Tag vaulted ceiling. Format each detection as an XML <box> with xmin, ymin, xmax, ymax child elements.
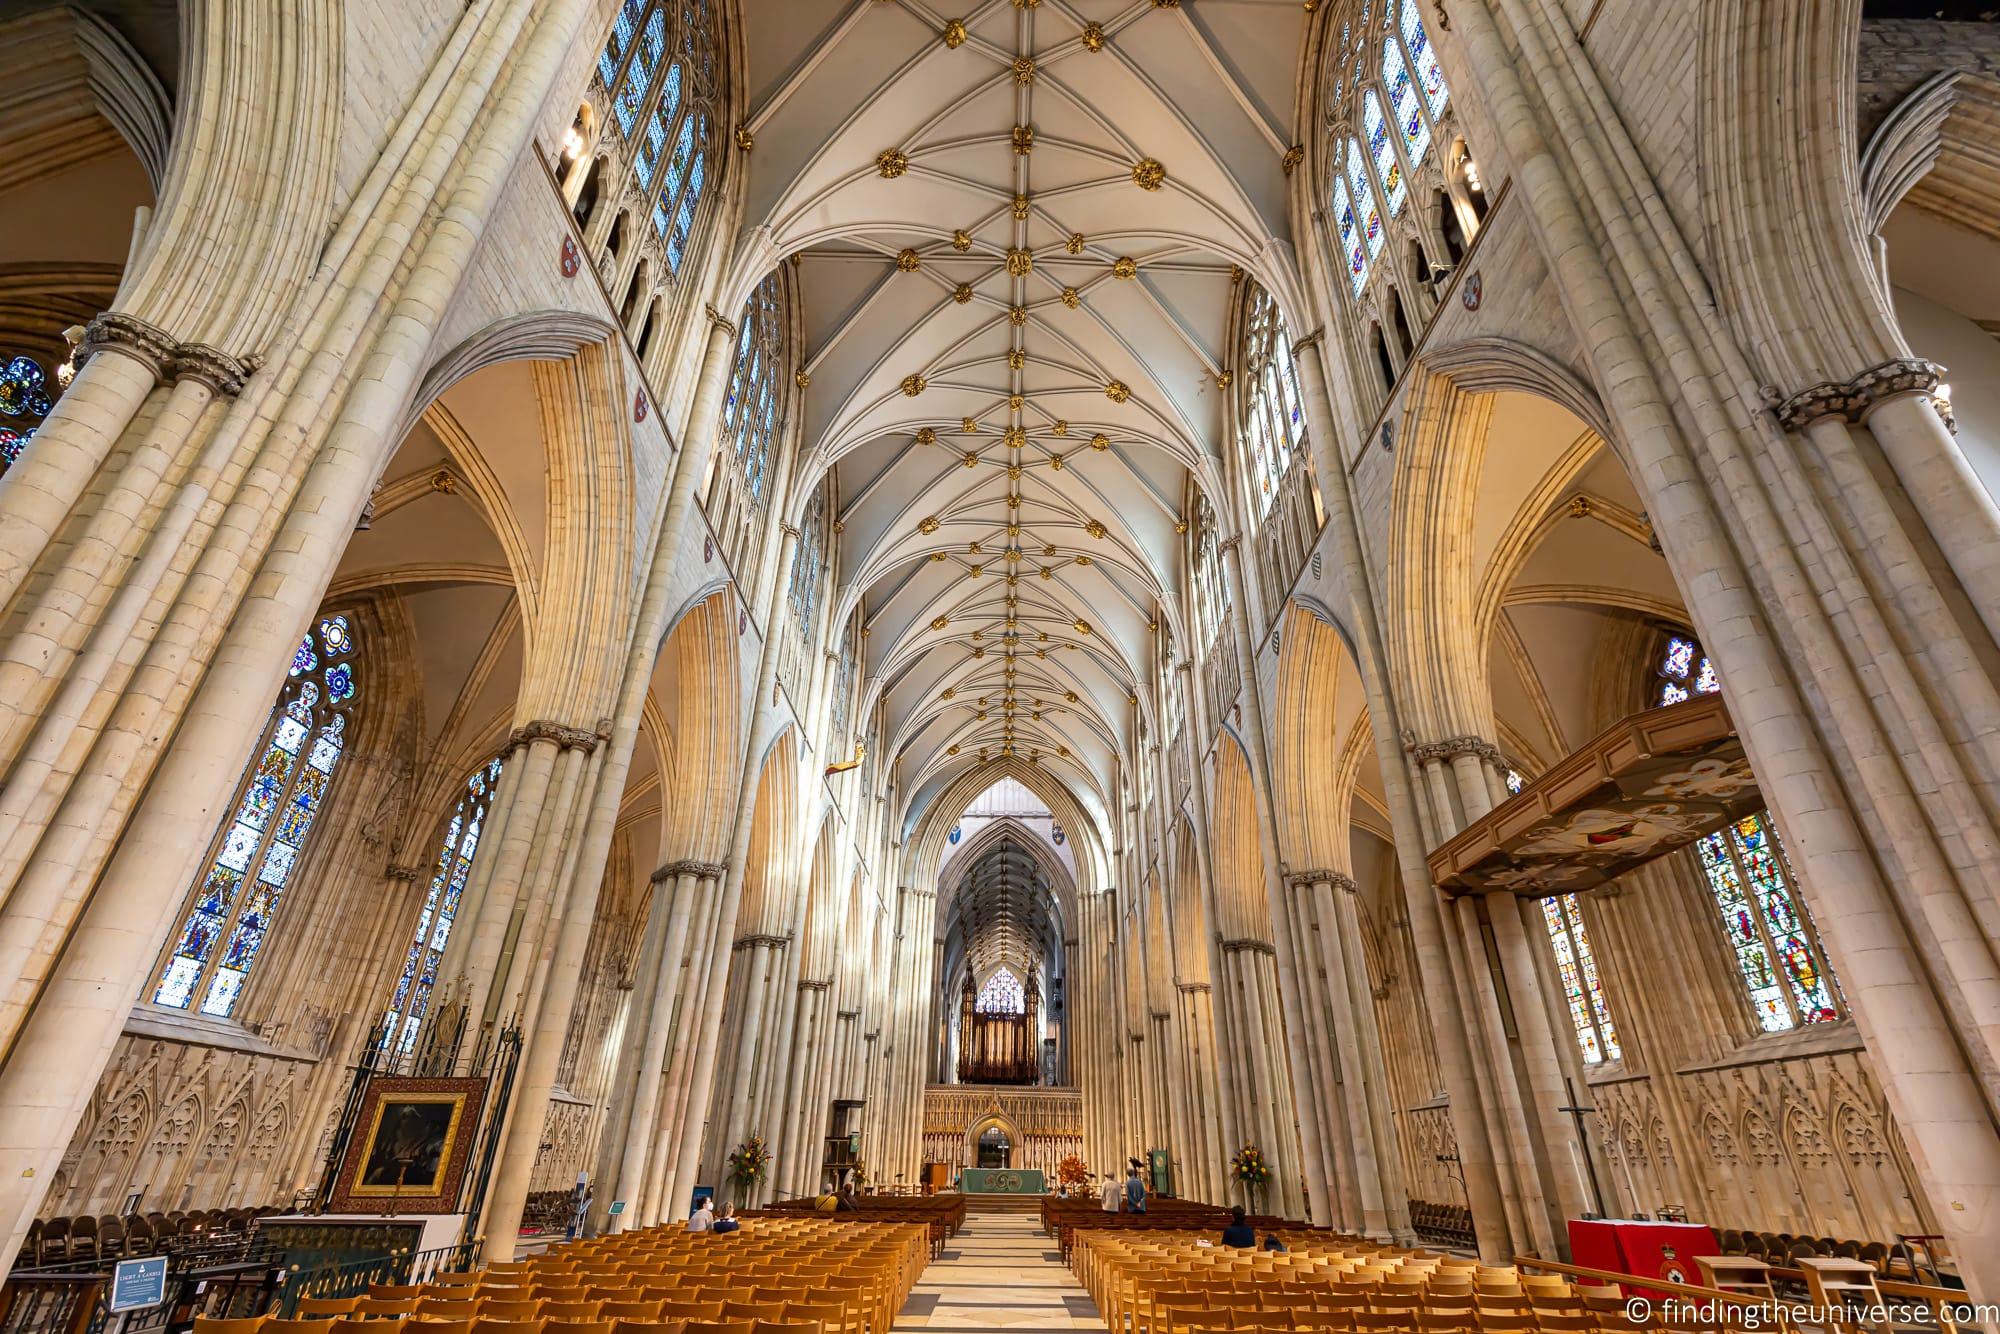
<box><xmin>741</xmin><ymin>0</ymin><xmax>1309</xmax><ymax>833</ymax></box>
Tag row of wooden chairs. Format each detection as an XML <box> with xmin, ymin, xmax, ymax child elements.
<box><xmin>197</xmin><ymin>1318</ymin><xmax>817</xmax><ymax>1334</ymax></box>
<box><xmin>20</xmin><ymin>1206</ymin><xmax>274</xmax><ymax>1266</ymax></box>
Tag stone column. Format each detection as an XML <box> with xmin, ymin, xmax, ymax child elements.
<box><xmin>601</xmin><ymin>861</ymin><xmax>707</xmax><ymax>1228</ymax></box>
<box><xmin>1290</xmin><ymin>329</ymin><xmax>1511</xmax><ymax>1258</ymax></box>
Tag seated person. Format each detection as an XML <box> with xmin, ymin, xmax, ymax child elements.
<box><xmin>710</xmin><ymin>1202</ymin><xmax>742</xmax><ymax>1234</ymax></box>
<box><xmin>1220</xmin><ymin>1204</ymin><xmax>1257</xmax><ymax>1248</ymax></box>
<box><xmin>687</xmin><ymin>1196</ymin><xmax>714</xmax><ymax>1232</ymax></box>
<box><xmin>1262</xmin><ymin>1232</ymin><xmax>1287</xmax><ymax>1252</ymax></box>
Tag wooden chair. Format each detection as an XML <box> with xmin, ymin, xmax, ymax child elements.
<box><xmin>1527</xmin><ymin>1315</ymin><xmax>1597</xmax><ymax>1333</ymax></box>
<box><xmin>267</xmin><ymin>1321</ymin><xmax>340</xmax><ymax>1334</ymax></box>
<box><xmin>372</xmin><ymin>1288</ymin><xmax>429</xmax><ymax>1302</ymax></box>
<box><xmin>475</xmin><ymin>1302</ymin><xmax>543</xmax><ymax>1322</ymax></box>
<box><xmin>330</xmin><ymin>1319</ymin><xmax>409</xmax><ymax>1334</ymax></box>
<box><xmin>683</xmin><ymin>1323</ymin><xmax>755</xmax><ymax>1334</ymax></box>
<box><xmin>610</xmin><ymin>1323</ymin><xmax>687</xmax><ymax>1334</ymax></box>
<box><xmin>193</xmin><ymin>1320</ymin><xmax>271</xmax><ymax>1334</ymax></box>
<box><xmin>350</xmin><ymin>1299</ymin><xmax>419</xmax><ymax>1320</ymax></box>
<box><xmin>429</xmin><ymin>1274</ymin><xmax>485</xmax><ymax>1290</ymax></box>
<box><xmin>544</xmin><ymin>1303</ymin><xmax>604</xmax><ymax>1321</ymax></box>
<box><xmin>298</xmin><ymin>1299</ymin><xmax>362</xmax><ymax>1317</ymax></box>
<box><xmin>597</xmin><ymin>1303</ymin><xmax>661</xmax><ymax>1322</ymax></box>
<box><xmin>1474</xmin><ymin>1314</ymin><xmax>1536</xmax><ymax>1333</ymax></box>
<box><xmin>750</xmin><ymin>1323</ymin><xmax>819</xmax><ymax>1334</ymax></box>
<box><xmin>657</xmin><ymin>1303</ymin><xmax>725</xmax><ymax>1323</ymax></box>
<box><xmin>413</xmin><ymin>1301</ymin><xmax>482</xmax><ymax>1322</ymax></box>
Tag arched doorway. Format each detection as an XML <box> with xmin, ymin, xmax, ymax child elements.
<box><xmin>975</xmin><ymin>1123</ymin><xmax>1011</xmax><ymax>1169</ymax></box>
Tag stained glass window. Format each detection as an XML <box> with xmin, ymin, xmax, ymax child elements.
<box><xmin>1363</xmin><ymin>92</ymin><xmax>1406</xmax><ymax>215</ymax></box>
<box><xmin>1</xmin><ymin>353</ymin><xmax>57</xmax><ymax>477</ymax></box>
<box><xmin>1346</xmin><ymin>139</ymin><xmax>1385</xmax><ymax>259</ymax></box>
<box><xmin>1239</xmin><ymin>288</ymin><xmax>1308</xmax><ymax>514</ymax></box>
<box><xmin>1401</xmin><ymin>0</ymin><xmax>1450</xmax><ymax>119</ymax></box>
<box><xmin>596</xmin><ymin>1</ymin><xmax>718</xmax><ymax>277</ymax></box>
<box><xmin>788</xmin><ymin>480</ymin><xmax>830</xmax><ymax>636</ymax></box>
<box><xmin>975</xmin><ymin>966</ymin><xmax>1027</xmax><ymax>1015</ymax></box>
<box><xmin>1326</xmin><ymin>0</ymin><xmax>1453</xmax><ymax>305</ymax></box>
<box><xmin>719</xmin><ymin>274</ymin><xmax>786</xmax><ymax>505</ymax></box>
<box><xmin>1541</xmin><ymin>893</ymin><xmax>1620</xmax><ymax>1064</ymax></box>
<box><xmin>1382</xmin><ymin>36</ymin><xmax>1432</xmax><ymax>166</ymax></box>
<box><xmin>1654</xmin><ymin>632</ymin><xmax>1841</xmax><ymax>1031</ymax></box>
<box><xmin>383</xmin><ymin>756</ymin><xmax>505</xmax><ymax>1053</ymax></box>
<box><xmin>155</xmin><ymin>615</ymin><xmax>359</xmax><ymax>1018</ymax></box>
<box><xmin>597</xmin><ymin>0</ymin><xmax>646</xmax><ymax>87</ymax></box>
<box><xmin>1333</xmin><ymin>179</ymin><xmax>1369</xmax><ymax>294</ymax></box>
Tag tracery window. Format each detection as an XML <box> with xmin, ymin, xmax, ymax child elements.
<box><xmin>590</xmin><ymin>0</ymin><xmax>719</xmax><ymax>285</ymax></box>
<box><xmin>1239</xmin><ymin>290</ymin><xmax>1307</xmax><ymax>514</ymax></box>
<box><xmin>383</xmin><ymin>757</ymin><xmax>504</xmax><ymax>1053</ymax></box>
<box><xmin>1652</xmin><ymin>632</ymin><xmax>1842</xmax><ymax>1032</ymax></box>
<box><xmin>721</xmin><ymin>276</ymin><xmax>786</xmax><ymax>507</ymax></box>
<box><xmin>154</xmin><ymin>616</ymin><xmax>358</xmax><ymax>1018</ymax></box>
<box><xmin>829</xmin><ymin>613</ymin><xmax>858</xmax><ymax>753</ymax></box>
<box><xmin>1191</xmin><ymin>492</ymin><xmax>1229</xmax><ymax>651</ymax></box>
<box><xmin>1</xmin><ymin>353</ymin><xmax>57</xmax><ymax>476</ymax></box>
<box><xmin>1541</xmin><ymin>894</ymin><xmax>1620</xmax><ymax>1064</ymax></box>
<box><xmin>1324</xmin><ymin>0</ymin><xmax>1456</xmax><ymax>297</ymax></box>
<box><xmin>975</xmin><ymin>966</ymin><xmax>1026</xmax><ymax>1015</ymax></box>
<box><xmin>788</xmin><ymin>481</ymin><xmax>829</xmax><ymax>637</ymax></box>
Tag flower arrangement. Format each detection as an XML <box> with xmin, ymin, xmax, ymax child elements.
<box><xmin>1056</xmin><ymin>1153</ymin><xmax>1090</xmax><ymax>1187</ymax></box>
<box><xmin>1230</xmin><ymin>1143</ymin><xmax>1271</xmax><ymax>1187</ymax></box>
<box><xmin>727</xmin><ymin>1135</ymin><xmax>772</xmax><ymax>1186</ymax></box>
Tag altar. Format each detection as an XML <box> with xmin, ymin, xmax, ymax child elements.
<box><xmin>960</xmin><ymin>1167</ymin><xmax>1045</xmax><ymax>1195</ymax></box>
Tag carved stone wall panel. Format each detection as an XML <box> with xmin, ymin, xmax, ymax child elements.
<box><xmin>47</xmin><ymin>1036</ymin><xmax>311</xmax><ymax>1218</ymax></box>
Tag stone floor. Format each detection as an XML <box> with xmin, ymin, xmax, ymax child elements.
<box><xmin>893</xmin><ymin>1206</ymin><xmax>1106</xmax><ymax>1331</ymax></box>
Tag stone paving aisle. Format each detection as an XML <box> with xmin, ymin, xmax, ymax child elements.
<box><xmin>893</xmin><ymin>1205</ymin><xmax>1106</xmax><ymax>1331</ymax></box>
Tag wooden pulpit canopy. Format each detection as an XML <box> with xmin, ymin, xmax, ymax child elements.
<box><xmin>1426</xmin><ymin>694</ymin><xmax>1764</xmax><ymax>897</ymax></box>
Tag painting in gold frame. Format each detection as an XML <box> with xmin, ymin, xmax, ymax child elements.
<box><xmin>328</xmin><ymin>1077</ymin><xmax>486</xmax><ymax>1214</ymax></box>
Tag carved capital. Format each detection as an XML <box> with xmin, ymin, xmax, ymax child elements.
<box><xmin>1216</xmin><ymin>534</ymin><xmax>1242</xmax><ymax>554</ymax></box>
<box><xmin>799</xmin><ymin>977</ymin><xmax>834</xmax><ymax>992</ymax></box>
<box><xmin>705</xmin><ymin>302</ymin><xmax>738</xmax><ymax>334</ymax></box>
<box><xmin>384</xmin><ymin>863</ymin><xmax>426</xmax><ymax>882</ymax></box>
<box><xmin>77</xmin><ymin>311</ymin><xmax>178</xmax><ymax>379</ymax></box>
<box><xmin>1284</xmin><ymin>868</ymin><xmax>1337</xmax><ymax>888</ymax></box>
<box><xmin>1327</xmin><ymin>870</ymin><xmax>1359</xmax><ymax>895</ymax></box>
<box><xmin>1176</xmin><ymin>981</ymin><xmax>1212</xmax><ymax>994</ymax></box>
<box><xmin>1290</xmin><ymin>327</ymin><xmax>1325</xmax><ymax>354</ymax></box>
<box><xmin>838</xmin><ymin>1008</ymin><xmax>862</xmax><ymax>1020</ymax></box>
<box><xmin>654</xmin><ymin>858</ymin><xmax>726</xmax><ymax>881</ymax></box>
<box><xmin>1219</xmin><ymin>936</ymin><xmax>1276</xmax><ymax>956</ymax></box>
<box><xmin>512</xmin><ymin>719</ymin><xmax>601</xmax><ymax>753</ymax></box>
<box><xmin>1406</xmin><ymin>733</ymin><xmax>1504</xmax><ymax>768</ymax></box>
<box><xmin>734</xmin><ymin>932</ymin><xmax>791</xmax><ymax>951</ymax></box>
<box><xmin>169</xmin><ymin>343</ymin><xmax>258</xmax><ymax>395</ymax></box>
<box><xmin>1769</xmin><ymin>357</ymin><xmax>1942</xmax><ymax>431</ymax></box>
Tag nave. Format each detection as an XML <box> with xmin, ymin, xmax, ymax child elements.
<box><xmin>2</xmin><ymin>0</ymin><xmax>2000</xmax><ymax>1320</ymax></box>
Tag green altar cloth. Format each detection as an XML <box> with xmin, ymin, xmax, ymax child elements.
<box><xmin>960</xmin><ymin>1168</ymin><xmax>1045</xmax><ymax>1194</ymax></box>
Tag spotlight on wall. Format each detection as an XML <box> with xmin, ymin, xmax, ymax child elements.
<box><xmin>1463</xmin><ymin>158</ymin><xmax>1484</xmax><ymax>193</ymax></box>
<box><xmin>562</xmin><ymin>126</ymin><xmax>585</xmax><ymax>160</ymax></box>
<box><xmin>1934</xmin><ymin>381</ymin><xmax>1957</xmax><ymax>435</ymax></box>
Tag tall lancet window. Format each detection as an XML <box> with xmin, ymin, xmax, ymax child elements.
<box><xmin>384</xmin><ymin>757</ymin><xmax>505</xmax><ymax>1053</ymax></box>
<box><xmin>594</xmin><ymin>0</ymin><xmax>717</xmax><ymax>277</ymax></box>
<box><xmin>788</xmin><ymin>481</ymin><xmax>829</xmax><ymax>636</ymax></box>
<box><xmin>1541</xmin><ymin>894</ymin><xmax>1620</xmax><ymax>1064</ymax></box>
<box><xmin>1654</xmin><ymin>632</ymin><xmax>1842</xmax><ymax>1031</ymax></box>
<box><xmin>1240</xmin><ymin>289</ymin><xmax>1307</xmax><ymax>513</ymax></box>
<box><xmin>154</xmin><ymin>615</ymin><xmax>359</xmax><ymax>1018</ymax></box>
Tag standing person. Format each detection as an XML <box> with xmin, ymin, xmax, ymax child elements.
<box><xmin>1124</xmin><ymin>1166</ymin><xmax>1147</xmax><ymax>1214</ymax></box>
<box><xmin>1099</xmin><ymin>1172</ymin><xmax>1122</xmax><ymax>1212</ymax></box>
<box><xmin>687</xmin><ymin>1196</ymin><xmax>715</xmax><ymax>1232</ymax></box>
